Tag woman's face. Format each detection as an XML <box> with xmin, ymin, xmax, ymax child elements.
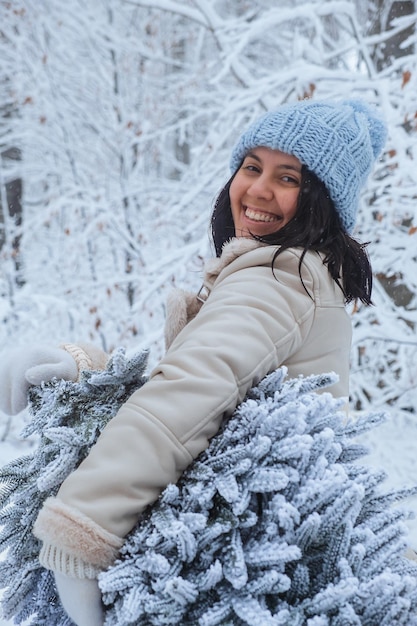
<box><xmin>230</xmin><ymin>147</ymin><xmax>302</xmax><ymax>238</ymax></box>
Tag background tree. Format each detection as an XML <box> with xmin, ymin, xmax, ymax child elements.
<box><xmin>0</xmin><ymin>0</ymin><xmax>415</xmax><ymax>415</ymax></box>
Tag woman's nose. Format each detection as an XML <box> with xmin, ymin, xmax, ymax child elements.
<box><xmin>248</xmin><ymin>175</ymin><xmax>273</xmax><ymax>199</ymax></box>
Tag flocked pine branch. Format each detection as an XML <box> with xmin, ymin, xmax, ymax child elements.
<box><xmin>0</xmin><ymin>348</ymin><xmax>149</xmax><ymax>625</ymax></box>
<box><xmin>100</xmin><ymin>369</ymin><xmax>417</xmax><ymax>626</ymax></box>
<box><xmin>0</xmin><ymin>351</ymin><xmax>416</xmax><ymax>626</ymax></box>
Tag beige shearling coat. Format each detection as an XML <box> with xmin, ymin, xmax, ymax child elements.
<box><xmin>34</xmin><ymin>238</ymin><xmax>351</xmax><ymax>578</ymax></box>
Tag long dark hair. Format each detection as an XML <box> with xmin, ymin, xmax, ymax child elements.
<box><xmin>210</xmin><ymin>166</ymin><xmax>372</xmax><ymax>305</ymax></box>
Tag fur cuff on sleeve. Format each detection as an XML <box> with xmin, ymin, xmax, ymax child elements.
<box><xmin>33</xmin><ymin>497</ymin><xmax>124</xmax><ymax>578</ymax></box>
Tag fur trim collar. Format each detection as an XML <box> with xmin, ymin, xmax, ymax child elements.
<box><xmin>164</xmin><ymin>238</ymin><xmax>265</xmax><ymax>349</ymax></box>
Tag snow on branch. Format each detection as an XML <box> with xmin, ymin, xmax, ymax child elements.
<box><xmin>0</xmin><ymin>0</ymin><xmax>416</xmax><ymax>407</ymax></box>
<box><xmin>0</xmin><ymin>352</ymin><xmax>416</xmax><ymax>624</ymax></box>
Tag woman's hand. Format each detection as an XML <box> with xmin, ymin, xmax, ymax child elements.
<box><xmin>0</xmin><ymin>345</ymin><xmax>78</xmax><ymax>415</ymax></box>
<box><xmin>54</xmin><ymin>573</ymin><xmax>104</xmax><ymax>626</ymax></box>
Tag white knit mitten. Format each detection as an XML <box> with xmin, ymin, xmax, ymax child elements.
<box><xmin>0</xmin><ymin>345</ymin><xmax>78</xmax><ymax>415</ymax></box>
<box><xmin>55</xmin><ymin>573</ymin><xmax>104</xmax><ymax>626</ymax></box>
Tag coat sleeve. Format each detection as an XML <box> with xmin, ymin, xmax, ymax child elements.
<box><xmin>33</xmin><ymin>249</ymin><xmax>316</xmax><ymax>577</ymax></box>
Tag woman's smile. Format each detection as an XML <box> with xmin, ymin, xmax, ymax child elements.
<box><xmin>230</xmin><ymin>147</ymin><xmax>302</xmax><ymax>238</ymax></box>
<box><xmin>244</xmin><ymin>206</ymin><xmax>281</xmax><ymax>223</ymax></box>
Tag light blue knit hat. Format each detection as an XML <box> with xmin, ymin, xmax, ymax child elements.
<box><xmin>230</xmin><ymin>99</ymin><xmax>387</xmax><ymax>233</ymax></box>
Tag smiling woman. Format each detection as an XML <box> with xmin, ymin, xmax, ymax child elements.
<box><xmin>0</xmin><ymin>98</ymin><xmax>387</xmax><ymax>626</ymax></box>
<box><xmin>230</xmin><ymin>147</ymin><xmax>302</xmax><ymax>238</ymax></box>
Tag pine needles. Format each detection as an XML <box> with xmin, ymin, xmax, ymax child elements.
<box><xmin>0</xmin><ymin>353</ymin><xmax>416</xmax><ymax>625</ymax></box>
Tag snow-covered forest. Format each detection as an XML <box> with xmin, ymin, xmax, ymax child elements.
<box><xmin>0</xmin><ymin>1</ymin><xmax>416</xmax><ymax>624</ymax></box>
<box><xmin>0</xmin><ymin>0</ymin><xmax>416</xmax><ymax>413</ymax></box>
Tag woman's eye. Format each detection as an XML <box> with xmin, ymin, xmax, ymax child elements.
<box><xmin>282</xmin><ymin>175</ymin><xmax>299</xmax><ymax>184</ymax></box>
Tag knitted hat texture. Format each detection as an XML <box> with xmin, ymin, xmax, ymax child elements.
<box><xmin>230</xmin><ymin>99</ymin><xmax>387</xmax><ymax>232</ymax></box>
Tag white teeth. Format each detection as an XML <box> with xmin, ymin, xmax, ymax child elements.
<box><xmin>245</xmin><ymin>207</ymin><xmax>278</xmax><ymax>222</ymax></box>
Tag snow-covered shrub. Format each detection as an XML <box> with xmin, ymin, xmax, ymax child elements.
<box><xmin>0</xmin><ymin>351</ymin><xmax>416</xmax><ymax>625</ymax></box>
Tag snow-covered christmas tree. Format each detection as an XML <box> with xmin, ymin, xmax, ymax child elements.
<box><xmin>0</xmin><ymin>350</ymin><xmax>416</xmax><ymax>625</ymax></box>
